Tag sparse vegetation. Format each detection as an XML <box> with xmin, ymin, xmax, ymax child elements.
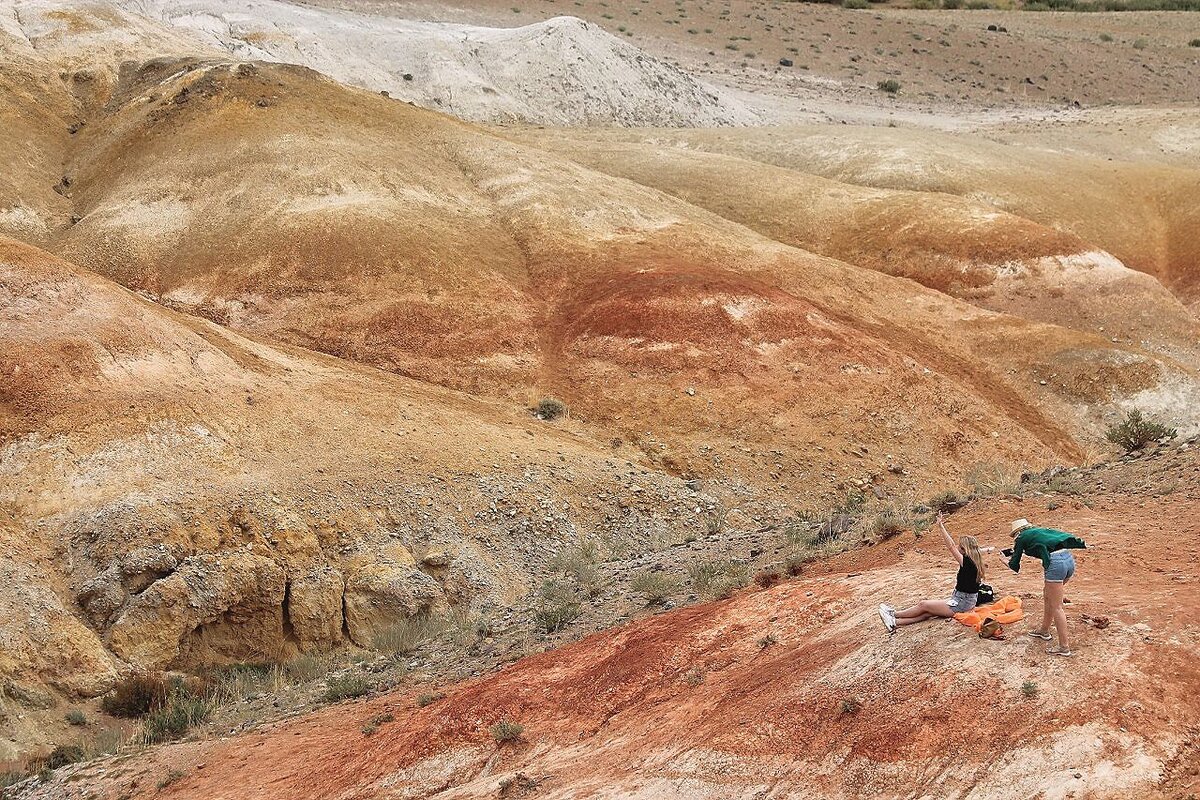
<box><xmin>534</xmin><ymin>579</ymin><xmax>582</xmax><ymax>632</ymax></box>
<box><xmin>842</xmin><ymin>0</ymin><xmax>870</xmax><ymax>8</ymax></box>
<box><xmin>417</xmin><ymin>692</ymin><xmax>443</xmax><ymax>707</ymax></box>
<box><xmin>1021</xmin><ymin>680</ymin><xmax>1039</xmax><ymax>698</ymax></box>
<box><xmin>64</xmin><ymin>708</ymin><xmax>87</xmax><ymax>726</ymax></box>
<box><xmin>373</xmin><ymin>612</ymin><xmax>447</xmax><ymax>655</ymax></box>
<box><xmin>362</xmin><ymin>712</ymin><xmax>395</xmax><ymax>735</ymax></box>
<box><xmin>321</xmin><ymin>674</ymin><xmax>371</xmax><ymax>704</ymax></box>
<box><xmin>1099</xmin><ymin>32</ymin><xmax>1114</xmax><ymax>41</ymax></box>
<box><xmin>759</xmin><ymin>633</ymin><xmax>778</xmax><ymax>648</ymax></box>
<box><xmin>928</xmin><ymin>490</ymin><xmax>964</xmax><ymax>514</ymax></box>
<box><xmin>871</xmin><ymin>508</ymin><xmax>908</xmax><ymax>540</ymax></box>
<box><xmin>534</xmin><ymin>397</ymin><xmax>566</xmax><ymax>420</ymax></box>
<box><xmin>157</xmin><ymin>769</ymin><xmax>185</xmax><ymax>789</ymax></box>
<box><xmin>44</xmin><ymin>745</ymin><xmax>84</xmax><ymax>770</ymax></box>
<box><xmin>630</xmin><ymin>570</ymin><xmax>680</xmax><ymax>605</ymax></box>
<box><xmin>1106</xmin><ymin>409</ymin><xmax>1177</xmax><ymax>452</ymax></box>
<box><xmin>840</xmin><ymin>698</ymin><xmax>861</xmax><ymax>714</ymax></box>
<box><xmin>1191</xmin><ymin>38</ymin><xmax>1200</xmax><ymax>47</ymax></box>
<box><xmin>548</xmin><ymin>541</ymin><xmax>603</xmax><ymax>597</ymax></box>
<box><xmin>99</xmin><ymin>673</ymin><xmax>170</xmax><ymax>718</ymax></box>
<box><xmin>140</xmin><ymin>688</ymin><xmax>212</xmax><ymax>744</ymax></box>
<box><xmin>688</xmin><ymin>559</ymin><xmax>750</xmax><ymax>600</ymax></box>
<box><xmin>490</xmin><ymin>719</ymin><xmax>525</xmax><ymax>742</ymax></box>
<box><xmin>1132</xmin><ymin>37</ymin><xmax>1148</xmax><ymax>49</ymax></box>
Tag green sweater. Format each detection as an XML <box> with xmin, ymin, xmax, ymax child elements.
<box><xmin>1008</xmin><ymin>527</ymin><xmax>1087</xmax><ymax>573</ymax></box>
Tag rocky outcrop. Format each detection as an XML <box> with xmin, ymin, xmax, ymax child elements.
<box><xmin>0</xmin><ymin>559</ymin><xmax>117</xmax><ymax>698</ymax></box>
<box><xmin>342</xmin><ymin>563</ymin><xmax>446</xmax><ymax>647</ymax></box>
<box><xmin>107</xmin><ymin>551</ymin><xmax>287</xmax><ymax>668</ymax></box>
<box><xmin>287</xmin><ymin>566</ymin><xmax>345</xmax><ymax>650</ymax></box>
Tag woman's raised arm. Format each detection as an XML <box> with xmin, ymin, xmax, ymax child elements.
<box><xmin>937</xmin><ymin>513</ymin><xmax>964</xmax><ymax>565</ymax></box>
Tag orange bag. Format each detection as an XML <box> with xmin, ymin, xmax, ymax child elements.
<box><xmin>954</xmin><ymin>595</ymin><xmax>1024</xmax><ymax>631</ymax></box>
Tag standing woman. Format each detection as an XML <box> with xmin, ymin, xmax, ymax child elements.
<box><xmin>1006</xmin><ymin>519</ymin><xmax>1087</xmax><ymax>657</ymax></box>
<box><xmin>878</xmin><ymin>513</ymin><xmax>992</xmax><ymax>632</ymax></box>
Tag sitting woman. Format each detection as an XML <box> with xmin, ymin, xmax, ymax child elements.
<box><xmin>878</xmin><ymin>513</ymin><xmax>992</xmax><ymax>633</ymax></box>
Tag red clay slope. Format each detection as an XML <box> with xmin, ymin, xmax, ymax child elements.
<box><xmin>57</xmin><ymin>491</ymin><xmax>1200</xmax><ymax>800</ymax></box>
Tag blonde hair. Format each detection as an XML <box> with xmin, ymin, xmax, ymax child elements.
<box><xmin>959</xmin><ymin>536</ymin><xmax>986</xmax><ymax>582</ymax></box>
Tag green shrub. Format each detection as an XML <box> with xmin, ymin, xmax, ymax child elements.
<box><xmin>630</xmin><ymin>571</ymin><xmax>680</xmax><ymax>605</ymax></box>
<box><xmin>535</xmin><ymin>397</ymin><xmax>566</xmax><ymax>420</ymax></box>
<box><xmin>490</xmin><ymin>719</ymin><xmax>525</xmax><ymax>742</ymax></box>
<box><xmin>1191</xmin><ymin>38</ymin><xmax>1200</xmax><ymax>46</ymax></box>
<box><xmin>64</xmin><ymin>709</ymin><xmax>87</xmax><ymax>726</ymax></box>
<box><xmin>1106</xmin><ymin>409</ymin><xmax>1176</xmax><ymax>452</ymax></box>
<box><xmin>871</xmin><ymin>509</ymin><xmax>908</xmax><ymax>539</ymax></box>
<box><xmin>99</xmin><ymin>673</ymin><xmax>169</xmax><ymax>718</ymax></box>
<box><xmin>842</xmin><ymin>0</ymin><xmax>869</xmax><ymax>8</ymax></box>
<box><xmin>877</xmin><ymin>78</ymin><xmax>901</xmax><ymax>95</ymax></box>
<box><xmin>157</xmin><ymin>769</ymin><xmax>185</xmax><ymax>789</ymax></box>
<box><xmin>942</xmin><ymin>0</ymin><xmax>963</xmax><ymax>7</ymax></box>
<box><xmin>687</xmin><ymin>560</ymin><xmax>750</xmax><ymax>600</ymax></box>
<box><xmin>321</xmin><ymin>674</ymin><xmax>371</xmax><ymax>704</ymax></box>
<box><xmin>928</xmin><ymin>490</ymin><xmax>963</xmax><ymax>513</ymax></box>
<box><xmin>373</xmin><ymin>613</ymin><xmax>446</xmax><ymax>655</ymax></box>
<box><xmin>1132</xmin><ymin>37</ymin><xmax>1148</xmax><ymax>49</ymax></box>
<box><xmin>140</xmin><ymin>690</ymin><xmax>211</xmax><ymax>744</ymax></box>
<box><xmin>416</xmin><ymin>692</ymin><xmax>443</xmax><ymax>707</ymax></box>
<box><xmin>44</xmin><ymin>744</ymin><xmax>84</xmax><ymax>769</ymax></box>
<box><xmin>1099</xmin><ymin>32</ymin><xmax>1114</xmax><ymax>41</ymax></box>
<box><xmin>1021</xmin><ymin>680</ymin><xmax>1039</xmax><ymax>698</ymax></box>
<box><xmin>534</xmin><ymin>580</ymin><xmax>581</xmax><ymax>632</ymax></box>
<box><xmin>548</xmin><ymin>543</ymin><xmax>602</xmax><ymax>596</ymax></box>
<box><xmin>966</xmin><ymin>0</ymin><xmax>992</xmax><ymax>7</ymax></box>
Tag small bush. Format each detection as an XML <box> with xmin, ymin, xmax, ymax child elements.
<box><xmin>840</xmin><ymin>698</ymin><xmax>861</xmax><ymax>714</ymax></box>
<box><xmin>64</xmin><ymin>709</ymin><xmax>87</xmax><ymax>726</ymax></box>
<box><xmin>1021</xmin><ymin>680</ymin><xmax>1039</xmax><ymax>698</ymax></box>
<box><xmin>630</xmin><ymin>571</ymin><xmax>680</xmax><ymax>605</ymax></box>
<box><xmin>534</xmin><ymin>580</ymin><xmax>581</xmax><ymax>633</ymax></box>
<box><xmin>322</xmin><ymin>674</ymin><xmax>371</xmax><ymax>704</ymax></box>
<box><xmin>871</xmin><ymin>509</ymin><xmax>907</xmax><ymax>539</ymax></box>
<box><xmin>1191</xmin><ymin>38</ymin><xmax>1200</xmax><ymax>46</ymax></box>
<box><xmin>1106</xmin><ymin>409</ymin><xmax>1176</xmax><ymax>452</ymax></box>
<box><xmin>928</xmin><ymin>490</ymin><xmax>963</xmax><ymax>513</ymax></box>
<box><xmin>759</xmin><ymin>633</ymin><xmax>778</xmax><ymax>648</ymax></box>
<box><xmin>942</xmin><ymin>0</ymin><xmax>963</xmax><ymax>7</ymax></box>
<box><xmin>688</xmin><ymin>560</ymin><xmax>750</xmax><ymax>600</ymax></box>
<box><xmin>99</xmin><ymin>673</ymin><xmax>169</xmax><ymax>718</ymax></box>
<box><xmin>843</xmin><ymin>0</ymin><xmax>869</xmax><ymax>8</ymax></box>
<box><xmin>373</xmin><ymin>613</ymin><xmax>445</xmax><ymax>655</ymax></box>
<box><xmin>490</xmin><ymin>719</ymin><xmax>525</xmax><ymax>742</ymax></box>
<box><xmin>416</xmin><ymin>692</ymin><xmax>443</xmax><ymax>707</ymax></box>
<box><xmin>157</xmin><ymin>769</ymin><xmax>185</xmax><ymax>789</ymax></box>
<box><xmin>1099</xmin><ymin>32</ymin><xmax>1114</xmax><ymax>41</ymax></box>
<box><xmin>548</xmin><ymin>544</ymin><xmax>602</xmax><ymax>596</ymax></box>
<box><xmin>140</xmin><ymin>690</ymin><xmax>211</xmax><ymax>744</ymax></box>
<box><xmin>535</xmin><ymin>397</ymin><xmax>566</xmax><ymax>420</ymax></box>
<box><xmin>283</xmin><ymin>654</ymin><xmax>325</xmax><ymax>682</ymax></box>
<box><xmin>753</xmin><ymin>568</ymin><xmax>783</xmax><ymax>588</ymax></box>
<box><xmin>362</xmin><ymin>712</ymin><xmax>395</xmax><ymax>735</ymax></box>
<box><xmin>1132</xmin><ymin>37</ymin><xmax>1148</xmax><ymax>49</ymax></box>
<box><xmin>45</xmin><ymin>744</ymin><xmax>84</xmax><ymax>769</ymax></box>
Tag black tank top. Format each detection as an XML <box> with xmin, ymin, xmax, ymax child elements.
<box><xmin>955</xmin><ymin>558</ymin><xmax>980</xmax><ymax>593</ymax></box>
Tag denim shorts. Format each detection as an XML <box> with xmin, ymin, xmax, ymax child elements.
<box><xmin>947</xmin><ymin>590</ymin><xmax>978</xmax><ymax>612</ymax></box>
<box><xmin>1045</xmin><ymin>550</ymin><xmax>1076</xmax><ymax>583</ymax></box>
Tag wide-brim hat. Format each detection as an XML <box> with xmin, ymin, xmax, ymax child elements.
<box><xmin>1010</xmin><ymin>518</ymin><xmax>1033</xmax><ymax>536</ymax></box>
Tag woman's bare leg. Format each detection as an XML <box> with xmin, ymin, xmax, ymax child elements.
<box><xmin>1034</xmin><ymin>585</ymin><xmax>1054</xmax><ymax>636</ymax></box>
<box><xmin>1044</xmin><ymin>580</ymin><xmax>1070</xmax><ymax>650</ymax></box>
<box><xmin>895</xmin><ymin>599</ymin><xmax>955</xmax><ymax>626</ymax></box>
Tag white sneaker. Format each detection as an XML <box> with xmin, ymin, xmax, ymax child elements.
<box><xmin>878</xmin><ymin>604</ymin><xmax>896</xmax><ymax>633</ymax></box>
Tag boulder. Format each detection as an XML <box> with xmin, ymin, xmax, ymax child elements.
<box><xmin>343</xmin><ymin>564</ymin><xmax>445</xmax><ymax>647</ymax></box>
<box><xmin>288</xmin><ymin>567</ymin><xmax>345</xmax><ymax>649</ymax></box>
<box><xmin>108</xmin><ymin>552</ymin><xmax>286</xmax><ymax>669</ymax></box>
